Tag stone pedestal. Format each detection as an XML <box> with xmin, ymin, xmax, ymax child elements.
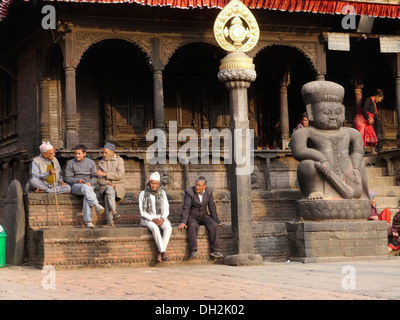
<box><xmin>286</xmin><ymin>220</ymin><xmax>389</xmax><ymax>263</ymax></box>
<box><xmin>296</xmin><ymin>199</ymin><xmax>370</xmax><ymax>220</ymax></box>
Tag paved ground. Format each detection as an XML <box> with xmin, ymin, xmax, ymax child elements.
<box><xmin>1</xmin><ymin>257</ymin><xmax>400</xmax><ymax>302</ymax></box>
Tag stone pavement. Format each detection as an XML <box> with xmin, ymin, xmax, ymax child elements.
<box><xmin>1</xmin><ymin>257</ymin><xmax>400</xmax><ymax>301</ymax></box>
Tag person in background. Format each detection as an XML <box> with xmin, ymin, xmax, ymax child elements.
<box><xmin>354</xmin><ymin>90</ymin><xmax>384</xmax><ymax>155</ymax></box>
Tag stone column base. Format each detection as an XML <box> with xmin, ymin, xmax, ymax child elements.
<box><xmin>286</xmin><ymin>220</ymin><xmax>389</xmax><ymax>263</ymax></box>
<box><xmin>224</xmin><ymin>254</ymin><xmax>263</xmax><ymax>266</ymax></box>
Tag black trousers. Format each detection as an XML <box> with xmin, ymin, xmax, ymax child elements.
<box><xmin>187</xmin><ymin>215</ymin><xmax>220</xmax><ymax>253</ymax></box>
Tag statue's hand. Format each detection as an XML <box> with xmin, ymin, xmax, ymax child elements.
<box><xmin>315</xmin><ymin>160</ymin><xmax>331</xmax><ymax>178</ymax></box>
<box><xmin>353</xmin><ymin>168</ymin><xmax>361</xmax><ymax>185</ymax></box>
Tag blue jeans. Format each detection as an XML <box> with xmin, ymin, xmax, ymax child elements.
<box><xmin>71</xmin><ymin>183</ymin><xmax>100</xmax><ymax>223</ymax></box>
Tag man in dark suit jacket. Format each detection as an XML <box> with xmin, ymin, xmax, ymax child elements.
<box><xmin>178</xmin><ymin>176</ymin><xmax>224</xmax><ymax>259</ymax></box>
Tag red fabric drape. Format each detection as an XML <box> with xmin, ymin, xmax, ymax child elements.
<box><xmin>1</xmin><ymin>0</ymin><xmax>400</xmax><ymax>21</ymax></box>
<box><xmin>0</xmin><ymin>0</ymin><xmax>13</xmax><ymax>21</ymax></box>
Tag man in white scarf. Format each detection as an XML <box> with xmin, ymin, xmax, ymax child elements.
<box><xmin>139</xmin><ymin>172</ymin><xmax>172</xmax><ymax>262</ymax></box>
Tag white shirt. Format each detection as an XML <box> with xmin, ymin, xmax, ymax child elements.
<box><xmin>197</xmin><ymin>189</ymin><xmax>205</xmax><ymax>203</ymax></box>
<box><xmin>139</xmin><ymin>189</ymin><xmax>170</xmax><ymax>221</ymax></box>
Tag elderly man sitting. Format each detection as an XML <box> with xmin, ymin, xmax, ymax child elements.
<box><xmin>96</xmin><ymin>142</ymin><xmax>126</xmax><ymax>228</ymax></box>
<box><xmin>27</xmin><ymin>141</ymin><xmax>71</xmax><ymax>194</ymax></box>
<box><xmin>139</xmin><ymin>172</ymin><xmax>172</xmax><ymax>262</ymax></box>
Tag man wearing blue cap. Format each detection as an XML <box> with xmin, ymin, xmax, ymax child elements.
<box><xmin>96</xmin><ymin>142</ymin><xmax>126</xmax><ymax>227</ymax></box>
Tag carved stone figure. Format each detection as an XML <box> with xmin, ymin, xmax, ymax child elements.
<box><xmin>291</xmin><ymin>81</ymin><xmax>369</xmax><ymax>205</ymax></box>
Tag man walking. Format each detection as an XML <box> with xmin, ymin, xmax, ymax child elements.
<box><xmin>178</xmin><ymin>176</ymin><xmax>224</xmax><ymax>259</ymax></box>
<box><xmin>65</xmin><ymin>144</ymin><xmax>104</xmax><ymax>228</ymax></box>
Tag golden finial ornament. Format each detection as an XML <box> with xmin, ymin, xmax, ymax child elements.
<box><xmin>214</xmin><ymin>0</ymin><xmax>260</xmax><ymax>53</ymax></box>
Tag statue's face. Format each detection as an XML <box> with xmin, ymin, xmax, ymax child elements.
<box><xmin>311</xmin><ymin>102</ymin><xmax>345</xmax><ymax>130</ymax></box>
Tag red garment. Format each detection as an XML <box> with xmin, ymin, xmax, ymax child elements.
<box><xmin>379</xmin><ymin>208</ymin><xmax>391</xmax><ymax>225</ymax></box>
<box><xmin>354</xmin><ymin>110</ymin><xmax>377</xmax><ymax>147</ymax></box>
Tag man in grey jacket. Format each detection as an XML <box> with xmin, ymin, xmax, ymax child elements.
<box><xmin>65</xmin><ymin>144</ymin><xmax>104</xmax><ymax>228</ymax></box>
<box><xmin>178</xmin><ymin>176</ymin><xmax>224</xmax><ymax>259</ymax></box>
<box><xmin>96</xmin><ymin>142</ymin><xmax>125</xmax><ymax>227</ymax></box>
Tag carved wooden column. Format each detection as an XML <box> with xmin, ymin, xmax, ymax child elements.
<box><xmin>279</xmin><ymin>71</ymin><xmax>290</xmax><ymax>149</ymax></box>
<box><xmin>65</xmin><ymin>66</ymin><xmax>78</xmax><ymax>148</ymax></box>
<box><xmin>354</xmin><ymin>84</ymin><xmax>363</xmax><ymax>111</ymax></box>
<box><xmin>396</xmin><ymin>76</ymin><xmax>400</xmax><ymax>148</ymax></box>
<box><xmin>153</xmin><ymin>69</ymin><xmax>166</xmax><ymax>130</ymax></box>
<box><xmin>39</xmin><ymin>78</ymin><xmax>50</xmax><ymax>142</ymax></box>
<box><xmin>152</xmin><ymin>38</ymin><xmax>166</xmax><ymax>130</ymax></box>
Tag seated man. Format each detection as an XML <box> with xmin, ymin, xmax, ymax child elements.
<box><xmin>139</xmin><ymin>172</ymin><xmax>172</xmax><ymax>262</ymax></box>
<box><xmin>178</xmin><ymin>176</ymin><xmax>224</xmax><ymax>259</ymax></box>
<box><xmin>65</xmin><ymin>144</ymin><xmax>104</xmax><ymax>228</ymax></box>
<box><xmin>95</xmin><ymin>142</ymin><xmax>126</xmax><ymax>228</ymax></box>
<box><xmin>27</xmin><ymin>141</ymin><xmax>71</xmax><ymax>194</ymax></box>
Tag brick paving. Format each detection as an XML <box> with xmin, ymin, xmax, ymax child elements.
<box><xmin>1</xmin><ymin>257</ymin><xmax>400</xmax><ymax>301</ymax></box>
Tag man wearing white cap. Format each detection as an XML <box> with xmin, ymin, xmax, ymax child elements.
<box><xmin>27</xmin><ymin>141</ymin><xmax>71</xmax><ymax>194</ymax></box>
<box><xmin>139</xmin><ymin>171</ymin><xmax>172</xmax><ymax>262</ymax></box>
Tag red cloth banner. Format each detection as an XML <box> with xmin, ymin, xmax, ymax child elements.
<box><xmin>1</xmin><ymin>0</ymin><xmax>400</xmax><ymax>21</ymax></box>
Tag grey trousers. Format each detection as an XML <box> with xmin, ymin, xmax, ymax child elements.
<box><xmin>29</xmin><ymin>177</ymin><xmax>71</xmax><ymax>194</ymax></box>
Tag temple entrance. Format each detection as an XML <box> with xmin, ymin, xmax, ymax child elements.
<box><xmin>77</xmin><ymin>39</ymin><xmax>153</xmax><ymax>149</ymax></box>
<box><xmin>163</xmin><ymin>42</ymin><xmax>228</xmax><ymax>136</ymax></box>
<box><xmin>253</xmin><ymin>45</ymin><xmax>315</xmax><ymax>149</ymax></box>
<box><xmin>326</xmin><ymin>37</ymin><xmax>397</xmax><ymax>148</ymax></box>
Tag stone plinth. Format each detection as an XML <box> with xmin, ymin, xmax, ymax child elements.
<box><xmin>286</xmin><ymin>220</ymin><xmax>389</xmax><ymax>263</ymax></box>
<box><xmin>296</xmin><ymin>199</ymin><xmax>370</xmax><ymax>220</ymax></box>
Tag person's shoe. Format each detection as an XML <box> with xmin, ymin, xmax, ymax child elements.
<box><xmin>85</xmin><ymin>222</ymin><xmax>95</xmax><ymax>228</ymax></box>
<box><xmin>96</xmin><ymin>205</ymin><xmax>105</xmax><ymax>214</ymax></box>
<box><xmin>210</xmin><ymin>251</ymin><xmax>224</xmax><ymax>258</ymax></box>
<box><xmin>113</xmin><ymin>213</ymin><xmax>121</xmax><ymax>221</ymax></box>
<box><xmin>156</xmin><ymin>253</ymin><xmax>162</xmax><ymax>262</ymax></box>
<box><xmin>103</xmin><ymin>223</ymin><xmax>114</xmax><ymax>228</ymax></box>
<box><xmin>161</xmin><ymin>252</ymin><xmax>169</xmax><ymax>261</ymax></box>
<box><xmin>190</xmin><ymin>251</ymin><xmax>198</xmax><ymax>259</ymax></box>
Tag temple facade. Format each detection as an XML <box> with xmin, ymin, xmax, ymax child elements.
<box><xmin>0</xmin><ymin>1</ymin><xmax>399</xmax><ymax>218</ymax></box>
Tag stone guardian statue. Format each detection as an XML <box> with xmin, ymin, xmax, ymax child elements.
<box><xmin>291</xmin><ymin>81</ymin><xmax>369</xmax><ymax>220</ymax></box>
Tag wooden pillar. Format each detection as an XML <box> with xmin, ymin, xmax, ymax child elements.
<box><xmin>152</xmin><ymin>38</ymin><xmax>166</xmax><ymax>131</ymax></box>
<box><xmin>396</xmin><ymin>53</ymin><xmax>400</xmax><ymax>148</ymax></box>
<box><xmin>153</xmin><ymin>69</ymin><xmax>166</xmax><ymax>130</ymax></box>
<box><xmin>354</xmin><ymin>84</ymin><xmax>363</xmax><ymax>111</ymax></box>
<box><xmin>65</xmin><ymin>66</ymin><xmax>78</xmax><ymax>149</ymax></box>
<box><xmin>279</xmin><ymin>71</ymin><xmax>290</xmax><ymax>149</ymax></box>
<box><xmin>39</xmin><ymin>78</ymin><xmax>50</xmax><ymax>143</ymax></box>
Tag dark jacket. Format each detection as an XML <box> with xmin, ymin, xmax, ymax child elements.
<box><xmin>361</xmin><ymin>97</ymin><xmax>377</xmax><ymax>121</ymax></box>
<box><xmin>181</xmin><ymin>186</ymin><xmax>220</xmax><ymax>224</ymax></box>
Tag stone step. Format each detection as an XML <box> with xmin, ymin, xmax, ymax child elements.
<box><xmin>25</xmin><ymin>191</ymin><xmax>299</xmax><ymax>230</ymax></box>
<box><xmin>368</xmin><ymin>176</ymin><xmax>396</xmax><ymax>186</ymax></box>
<box><xmin>371</xmin><ymin>186</ymin><xmax>400</xmax><ymax>197</ymax></box>
<box><xmin>375</xmin><ymin>196</ymin><xmax>400</xmax><ymax>209</ymax></box>
<box><xmin>366</xmin><ymin>166</ymin><xmax>388</xmax><ymax>177</ymax></box>
<box><xmin>26</xmin><ymin>222</ymin><xmax>290</xmax><ymax>268</ymax></box>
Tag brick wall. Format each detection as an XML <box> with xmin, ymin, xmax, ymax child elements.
<box><xmin>24</xmin><ymin>192</ymin><xmax>292</xmax><ymax>268</ymax></box>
